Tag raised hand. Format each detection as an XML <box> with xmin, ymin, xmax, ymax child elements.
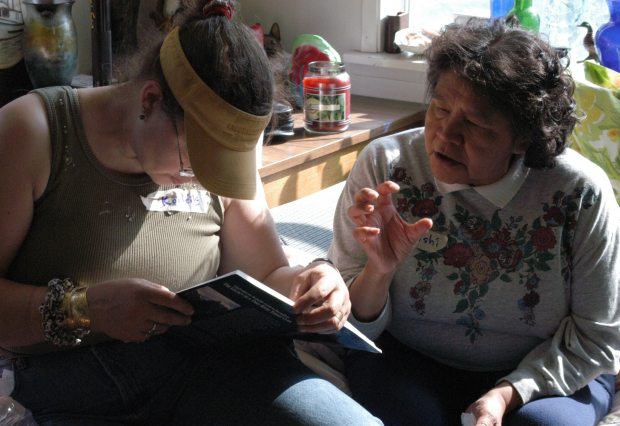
<box><xmin>348</xmin><ymin>181</ymin><xmax>433</xmax><ymax>274</ymax></box>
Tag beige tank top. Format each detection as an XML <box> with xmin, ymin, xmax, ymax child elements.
<box><xmin>7</xmin><ymin>86</ymin><xmax>223</xmax><ymax>291</ymax></box>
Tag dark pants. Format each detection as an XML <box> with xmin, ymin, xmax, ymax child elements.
<box><xmin>345</xmin><ymin>332</ymin><xmax>615</xmax><ymax>426</ymax></box>
<box><xmin>11</xmin><ymin>326</ymin><xmax>381</xmax><ymax>425</ymax></box>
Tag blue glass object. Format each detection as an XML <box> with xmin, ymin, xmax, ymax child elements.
<box><xmin>596</xmin><ymin>0</ymin><xmax>620</xmax><ymax>72</ymax></box>
<box><xmin>491</xmin><ymin>0</ymin><xmax>514</xmax><ymax>19</ymax></box>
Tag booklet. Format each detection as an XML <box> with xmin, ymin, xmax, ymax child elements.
<box><xmin>178</xmin><ymin>270</ymin><xmax>381</xmax><ymax>353</ymax></box>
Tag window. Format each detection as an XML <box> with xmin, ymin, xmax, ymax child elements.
<box><xmin>348</xmin><ymin>0</ymin><xmax>610</xmax><ymax>103</ymax></box>
<box><xmin>405</xmin><ymin>0</ymin><xmax>490</xmax><ymax>32</ymax></box>
<box><xmin>399</xmin><ymin>0</ymin><xmax>608</xmax><ymax>65</ymax></box>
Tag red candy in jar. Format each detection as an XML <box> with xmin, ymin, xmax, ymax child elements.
<box><xmin>303</xmin><ymin>61</ymin><xmax>351</xmax><ymax>133</ymax></box>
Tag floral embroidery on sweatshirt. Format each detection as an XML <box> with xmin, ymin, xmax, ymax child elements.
<box><xmin>389</xmin><ymin>166</ymin><xmax>592</xmax><ymax>343</ymax></box>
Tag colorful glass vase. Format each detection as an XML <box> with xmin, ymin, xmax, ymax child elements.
<box><xmin>507</xmin><ymin>0</ymin><xmax>540</xmax><ymax>33</ymax></box>
<box><xmin>596</xmin><ymin>0</ymin><xmax>620</xmax><ymax>72</ymax></box>
<box><xmin>490</xmin><ymin>0</ymin><xmax>514</xmax><ymax>19</ymax></box>
<box><xmin>22</xmin><ymin>0</ymin><xmax>77</xmax><ymax>88</ymax></box>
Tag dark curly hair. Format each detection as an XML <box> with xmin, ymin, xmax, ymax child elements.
<box><xmin>424</xmin><ymin>19</ymin><xmax>577</xmax><ymax>169</ymax></box>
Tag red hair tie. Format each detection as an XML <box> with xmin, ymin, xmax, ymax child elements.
<box><xmin>203</xmin><ymin>3</ymin><xmax>234</xmax><ymax>20</ymax></box>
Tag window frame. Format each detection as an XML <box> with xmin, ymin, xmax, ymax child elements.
<box><xmin>361</xmin><ymin>0</ymin><xmax>407</xmax><ymax>52</ymax></box>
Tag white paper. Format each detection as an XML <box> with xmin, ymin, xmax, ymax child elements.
<box><xmin>461</xmin><ymin>412</ymin><xmax>476</xmax><ymax>426</ymax></box>
<box><xmin>141</xmin><ymin>188</ymin><xmax>211</xmax><ymax>213</ymax></box>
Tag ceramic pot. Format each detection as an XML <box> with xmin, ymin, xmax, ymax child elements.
<box><xmin>22</xmin><ymin>0</ymin><xmax>76</xmax><ymax>88</ymax></box>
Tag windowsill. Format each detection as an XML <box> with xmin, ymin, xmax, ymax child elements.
<box><xmin>344</xmin><ymin>51</ymin><xmax>428</xmax><ymax>71</ymax></box>
<box><xmin>343</xmin><ymin>51</ymin><xmax>429</xmax><ymax>104</ymax></box>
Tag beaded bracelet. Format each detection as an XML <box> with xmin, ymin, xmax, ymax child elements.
<box><xmin>39</xmin><ymin>278</ymin><xmax>91</xmax><ymax>346</ymax></box>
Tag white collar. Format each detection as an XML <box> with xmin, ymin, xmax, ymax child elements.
<box><xmin>434</xmin><ymin>156</ymin><xmax>529</xmax><ymax>208</ymax></box>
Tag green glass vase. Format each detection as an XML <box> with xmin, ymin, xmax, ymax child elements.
<box><xmin>507</xmin><ymin>0</ymin><xmax>540</xmax><ymax>33</ymax></box>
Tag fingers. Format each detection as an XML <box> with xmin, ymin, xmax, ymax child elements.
<box><xmin>144</xmin><ymin>321</ymin><xmax>165</xmax><ymax>338</ymax></box>
<box><xmin>147</xmin><ymin>284</ymin><xmax>195</xmax><ymax>317</ymax></box>
<box><xmin>292</xmin><ymin>264</ymin><xmax>345</xmax><ymax>311</ymax></box>
<box><xmin>353</xmin><ymin>226</ymin><xmax>381</xmax><ymax>245</ymax></box>
<box><xmin>143</xmin><ymin>318</ymin><xmax>174</xmax><ymax>336</ymax></box>
<box><xmin>136</xmin><ymin>289</ymin><xmax>194</xmax><ymax>342</ymax></box>
<box><xmin>374</xmin><ymin>181</ymin><xmax>400</xmax><ymax>203</ymax></box>
<box><xmin>144</xmin><ymin>302</ymin><xmax>192</xmax><ymax>331</ymax></box>
<box><xmin>404</xmin><ymin>217</ymin><xmax>434</xmax><ymax>243</ymax></box>
<box><xmin>466</xmin><ymin>388</ymin><xmax>507</xmax><ymax>426</ymax></box>
<box><xmin>354</xmin><ymin>181</ymin><xmax>399</xmax><ymax>202</ymax></box>
<box><xmin>131</xmin><ymin>318</ymin><xmax>175</xmax><ymax>343</ymax></box>
<box><xmin>348</xmin><ymin>181</ymin><xmax>400</xmax><ymax>226</ymax></box>
<box><xmin>89</xmin><ymin>279</ymin><xmax>194</xmax><ymax>343</ymax></box>
<box><xmin>133</xmin><ymin>286</ymin><xmax>194</xmax><ymax>342</ymax></box>
<box><xmin>296</xmin><ymin>296</ymin><xmax>351</xmax><ymax>333</ymax></box>
<box><xmin>348</xmin><ymin>190</ymin><xmax>377</xmax><ymax>226</ymax></box>
<box><xmin>127</xmin><ymin>318</ymin><xmax>170</xmax><ymax>344</ymax></box>
<box><xmin>291</xmin><ymin>265</ymin><xmax>351</xmax><ymax>333</ymax></box>
<box><xmin>353</xmin><ymin>186</ymin><xmax>379</xmax><ymax>205</ymax></box>
<box><xmin>474</xmin><ymin>416</ymin><xmax>498</xmax><ymax>426</ymax></box>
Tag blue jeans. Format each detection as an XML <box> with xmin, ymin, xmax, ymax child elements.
<box><xmin>11</xmin><ymin>325</ymin><xmax>382</xmax><ymax>425</ymax></box>
<box><xmin>345</xmin><ymin>332</ymin><xmax>615</xmax><ymax>426</ymax></box>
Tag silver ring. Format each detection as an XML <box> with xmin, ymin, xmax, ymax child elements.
<box><xmin>148</xmin><ymin>322</ymin><xmax>158</xmax><ymax>336</ymax></box>
<box><xmin>335</xmin><ymin>312</ymin><xmax>343</xmax><ymax>322</ymax></box>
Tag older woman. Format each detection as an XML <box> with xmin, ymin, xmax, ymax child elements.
<box><xmin>329</xmin><ymin>19</ymin><xmax>619</xmax><ymax>426</ymax></box>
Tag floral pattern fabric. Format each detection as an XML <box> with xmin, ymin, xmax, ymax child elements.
<box><xmin>389</xmin><ymin>166</ymin><xmax>594</xmax><ymax>343</ymax></box>
<box><xmin>569</xmin><ymin>61</ymin><xmax>620</xmax><ymax>204</ymax></box>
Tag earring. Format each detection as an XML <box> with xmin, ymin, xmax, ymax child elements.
<box><xmin>139</xmin><ymin>113</ymin><xmax>145</xmax><ymax>120</ymax></box>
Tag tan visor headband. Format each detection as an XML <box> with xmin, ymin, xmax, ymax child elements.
<box><xmin>159</xmin><ymin>27</ymin><xmax>272</xmax><ymax>153</ymax></box>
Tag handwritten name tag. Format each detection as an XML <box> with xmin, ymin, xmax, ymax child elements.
<box><xmin>141</xmin><ymin>188</ymin><xmax>211</xmax><ymax>213</ymax></box>
<box><xmin>417</xmin><ymin>230</ymin><xmax>448</xmax><ymax>252</ymax></box>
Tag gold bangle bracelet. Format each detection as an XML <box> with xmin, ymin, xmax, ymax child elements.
<box><xmin>62</xmin><ymin>286</ymin><xmax>91</xmax><ymax>330</ymax></box>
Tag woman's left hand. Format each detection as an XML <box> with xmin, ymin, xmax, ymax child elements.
<box><xmin>466</xmin><ymin>392</ymin><xmax>505</xmax><ymax>426</ymax></box>
<box><xmin>466</xmin><ymin>381</ymin><xmax>522</xmax><ymax>426</ymax></box>
<box><xmin>289</xmin><ymin>261</ymin><xmax>351</xmax><ymax>334</ymax></box>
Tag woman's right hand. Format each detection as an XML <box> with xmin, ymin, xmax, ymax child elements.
<box><xmin>87</xmin><ymin>279</ymin><xmax>194</xmax><ymax>343</ymax></box>
<box><xmin>348</xmin><ymin>181</ymin><xmax>433</xmax><ymax>274</ymax></box>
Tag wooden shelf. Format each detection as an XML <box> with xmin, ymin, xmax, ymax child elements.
<box><xmin>260</xmin><ymin>95</ymin><xmax>427</xmax><ymax>208</ymax></box>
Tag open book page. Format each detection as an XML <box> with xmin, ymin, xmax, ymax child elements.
<box><xmin>178</xmin><ymin>270</ymin><xmax>381</xmax><ymax>353</ymax></box>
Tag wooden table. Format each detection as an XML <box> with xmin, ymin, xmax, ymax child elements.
<box><xmin>260</xmin><ymin>95</ymin><xmax>427</xmax><ymax>208</ymax></box>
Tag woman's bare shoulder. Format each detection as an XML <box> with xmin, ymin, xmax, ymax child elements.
<box><xmin>0</xmin><ymin>93</ymin><xmax>52</xmax><ymax>199</ymax></box>
<box><xmin>0</xmin><ymin>93</ymin><xmax>49</xmax><ymax>139</ymax></box>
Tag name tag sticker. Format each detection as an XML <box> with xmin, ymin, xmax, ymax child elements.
<box><xmin>141</xmin><ymin>188</ymin><xmax>211</xmax><ymax>213</ymax></box>
<box><xmin>417</xmin><ymin>230</ymin><xmax>448</xmax><ymax>252</ymax></box>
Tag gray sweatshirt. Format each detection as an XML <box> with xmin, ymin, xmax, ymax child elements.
<box><xmin>329</xmin><ymin>128</ymin><xmax>620</xmax><ymax>404</ymax></box>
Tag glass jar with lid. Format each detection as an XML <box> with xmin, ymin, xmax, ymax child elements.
<box><xmin>303</xmin><ymin>61</ymin><xmax>351</xmax><ymax>134</ymax></box>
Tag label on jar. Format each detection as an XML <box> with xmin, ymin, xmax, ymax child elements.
<box><xmin>304</xmin><ymin>93</ymin><xmax>347</xmax><ymax>123</ymax></box>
